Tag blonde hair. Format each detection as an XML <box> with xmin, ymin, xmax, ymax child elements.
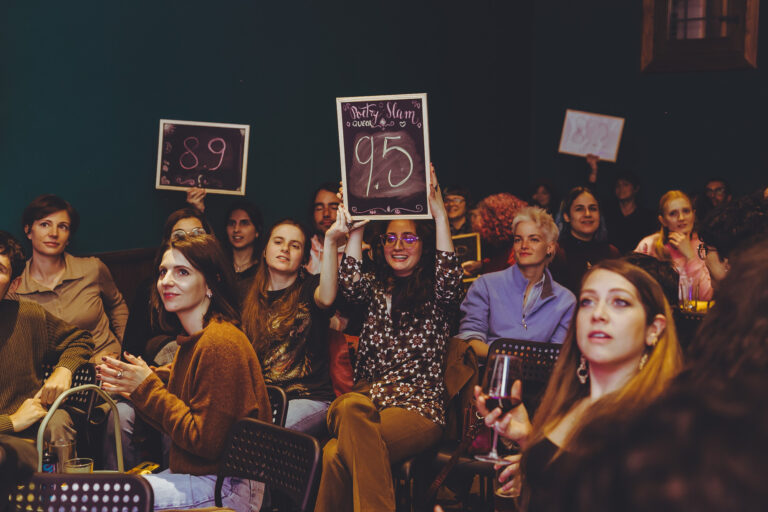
<box><xmin>526</xmin><ymin>260</ymin><xmax>683</xmax><ymax>456</ymax></box>
<box><xmin>652</xmin><ymin>190</ymin><xmax>694</xmax><ymax>260</ymax></box>
<box><xmin>512</xmin><ymin>206</ymin><xmax>560</xmax><ymax>244</ymax></box>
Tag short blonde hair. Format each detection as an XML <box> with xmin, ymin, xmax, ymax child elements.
<box><xmin>512</xmin><ymin>206</ymin><xmax>559</xmax><ymax>244</ymax></box>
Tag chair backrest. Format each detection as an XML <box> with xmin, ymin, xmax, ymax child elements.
<box><xmin>266</xmin><ymin>385</ymin><xmax>288</xmax><ymax>427</ymax></box>
<box><xmin>215</xmin><ymin>418</ymin><xmax>321</xmax><ymax>512</ymax></box>
<box><xmin>41</xmin><ymin>362</ymin><xmax>96</xmax><ymax>417</ymax></box>
<box><xmin>9</xmin><ymin>473</ymin><xmax>153</xmax><ymax>512</ymax></box>
<box><xmin>486</xmin><ymin>339</ymin><xmax>562</xmax><ymax>411</ymax></box>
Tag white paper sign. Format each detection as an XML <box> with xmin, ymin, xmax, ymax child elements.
<box><xmin>558</xmin><ymin>109</ymin><xmax>625</xmax><ymax>163</ymax></box>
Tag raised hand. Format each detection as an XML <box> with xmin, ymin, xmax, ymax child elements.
<box><xmin>668</xmin><ymin>231</ymin><xmax>695</xmax><ymax>260</ymax></box>
<box><xmin>428</xmin><ymin>163</ymin><xmax>448</xmax><ymax>221</ymax></box>
<box><xmin>186</xmin><ymin>188</ymin><xmax>207</xmax><ymax>213</ymax></box>
<box><xmin>97</xmin><ymin>352</ymin><xmax>153</xmax><ymax>399</ymax></box>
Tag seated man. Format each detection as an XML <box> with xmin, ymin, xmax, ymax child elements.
<box><xmin>0</xmin><ymin>231</ymin><xmax>93</xmax><ymax>469</ymax></box>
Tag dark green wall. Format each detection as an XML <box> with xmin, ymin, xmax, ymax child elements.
<box><xmin>531</xmin><ymin>1</ymin><xmax>768</xmax><ymax>207</ymax></box>
<box><xmin>0</xmin><ymin>0</ymin><xmax>531</xmax><ymax>253</ymax></box>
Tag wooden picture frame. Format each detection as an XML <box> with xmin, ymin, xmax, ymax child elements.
<box><xmin>156</xmin><ymin>119</ymin><xmax>250</xmax><ymax>196</ymax></box>
<box><xmin>452</xmin><ymin>232</ymin><xmax>481</xmax><ymax>264</ymax></box>
<box><xmin>337</xmin><ymin>93</ymin><xmax>431</xmax><ymax>220</ymax></box>
<box><xmin>558</xmin><ymin>109</ymin><xmax>626</xmax><ymax>163</ymax></box>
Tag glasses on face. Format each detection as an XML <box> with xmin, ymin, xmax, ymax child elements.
<box><xmin>171</xmin><ymin>227</ymin><xmax>206</xmax><ymax>241</ymax></box>
<box><xmin>380</xmin><ymin>233</ymin><xmax>420</xmax><ymax>246</ymax></box>
<box><xmin>444</xmin><ymin>196</ymin><xmax>466</xmax><ymax>205</ymax></box>
<box><xmin>697</xmin><ymin>243</ymin><xmax>714</xmax><ymax>260</ymax></box>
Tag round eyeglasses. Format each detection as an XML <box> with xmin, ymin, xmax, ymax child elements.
<box><xmin>380</xmin><ymin>233</ymin><xmax>420</xmax><ymax>246</ymax></box>
<box><xmin>171</xmin><ymin>227</ymin><xmax>207</xmax><ymax>241</ymax></box>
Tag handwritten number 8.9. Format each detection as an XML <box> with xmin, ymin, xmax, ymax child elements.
<box><xmin>354</xmin><ymin>135</ymin><xmax>414</xmax><ymax>197</ymax></box>
<box><xmin>180</xmin><ymin>136</ymin><xmax>227</xmax><ymax>171</ymax></box>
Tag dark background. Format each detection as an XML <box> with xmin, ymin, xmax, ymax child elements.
<box><xmin>1</xmin><ymin>1</ymin><xmax>765</xmax><ymax>254</ymax></box>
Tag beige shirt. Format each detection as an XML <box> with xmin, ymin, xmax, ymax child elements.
<box><xmin>14</xmin><ymin>253</ymin><xmax>129</xmax><ymax>361</ymax></box>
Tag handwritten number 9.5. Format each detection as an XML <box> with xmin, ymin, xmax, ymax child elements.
<box><xmin>354</xmin><ymin>134</ymin><xmax>414</xmax><ymax>197</ymax></box>
<box><xmin>179</xmin><ymin>136</ymin><xmax>228</xmax><ymax>171</ymax></box>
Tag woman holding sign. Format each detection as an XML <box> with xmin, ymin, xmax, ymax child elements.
<box><xmin>314</xmin><ymin>168</ymin><xmax>463</xmax><ymax>512</ymax></box>
<box><xmin>241</xmin><ymin>214</ymin><xmax>348</xmax><ymax>438</ymax></box>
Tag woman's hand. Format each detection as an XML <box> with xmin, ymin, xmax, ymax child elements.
<box><xmin>428</xmin><ymin>163</ymin><xmax>448</xmax><ymax>222</ymax></box>
<box><xmin>586</xmin><ymin>153</ymin><xmax>599</xmax><ymax>183</ymax></box>
<box><xmin>474</xmin><ymin>383</ymin><xmax>532</xmax><ymax>448</ymax></box>
<box><xmin>668</xmin><ymin>232</ymin><xmax>695</xmax><ymax>260</ymax></box>
<box><xmin>186</xmin><ymin>188</ymin><xmax>207</xmax><ymax>212</ymax></box>
<box><xmin>38</xmin><ymin>366</ymin><xmax>72</xmax><ymax>407</ymax></box>
<box><xmin>495</xmin><ymin>452</ymin><xmax>522</xmax><ymax>493</ymax></box>
<box><xmin>97</xmin><ymin>353</ymin><xmax>153</xmax><ymax>399</ymax></box>
<box><xmin>326</xmin><ymin>204</ymin><xmax>368</xmax><ymax>246</ymax></box>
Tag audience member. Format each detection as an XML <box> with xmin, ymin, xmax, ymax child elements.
<box><xmin>529</xmin><ymin>179</ymin><xmax>560</xmax><ymax>216</ymax></box>
<box><xmin>476</xmin><ymin>259</ymin><xmax>682</xmax><ymax>510</ymax></box>
<box><xmin>314</xmin><ymin>168</ymin><xmax>462</xmax><ymax>512</ymax></box>
<box><xmin>465</xmin><ymin>192</ymin><xmax>528</xmax><ymax>276</ymax></box>
<box><xmin>622</xmin><ymin>252</ymin><xmax>679</xmax><ymax>308</ymax></box>
<box><xmin>457</xmin><ymin>206</ymin><xmax>575</xmax><ymax>360</ymax></box>
<box><xmin>98</xmin><ymin>234</ymin><xmax>270</xmax><ymax>512</ymax></box>
<box><xmin>15</xmin><ymin>194</ymin><xmax>128</xmax><ymax>361</ymax></box>
<box><xmin>0</xmin><ymin>231</ymin><xmax>93</xmax><ymax>466</ymax></box>
<box><xmin>635</xmin><ymin>190</ymin><xmax>713</xmax><ymax>301</ymax></box>
<box><xmin>306</xmin><ymin>182</ymin><xmax>343</xmax><ymax>275</ymax></box>
<box><xmin>697</xmin><ymin>192</ymin><xmax>768</xmax><ymax>287</ymax></box>
<box><xmin>602</xmin><ymin>170</ymin><xmax>657</xmax><ymax>254</ymax></box>
<box><xmin>550</xmin><ymin>187</ymin><xmax>620</xmax><ymax>294</ymax></box>
<box><xmin>695</xmin><ymin>177</ymin><xmax>733</xmax><ymax>222</ymax></box>
<box><xmin>108</xmin><ymin>207</ymin><xmax>214</xmax><ymax>471</ymax></box>
<box><xmin>443</xmin><ymin>185</ymin><xmax>473</xmax><ymax>235</ymax></box>
<box><xmin>223</xmin><ymin>200</ymin><xmax>263</xmax><ymax>303</ymax></box>
<box><xmin>241</xmin><ymin>217</ymin><xmax>343</xmax><ymax>437</ymax></box>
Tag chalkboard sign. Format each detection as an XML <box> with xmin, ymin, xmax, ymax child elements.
<box><xmin>156</xmin><ymin>119</ymin><xmax>250</xmax><ymax>195</ymax></box>
<box><xmin>452</xmin><ymin>232</ymin><xmax>481</xmax><ymax>264</ymax></box>
<box><xmin>337</xmin><ymin>94</ymin><xmax>431</xmax><ymax>220</ymax></box>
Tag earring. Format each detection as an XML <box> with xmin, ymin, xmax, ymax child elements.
<box><xmin>577</xmin><ymin>355</ymin><xmax>589</xmax><ymax>384</ymax></box>
<box><xmin>649</xmin><ymin>333</ymin><xmax>658</xmax><ymax>347</ymax></box>
<box><xmin>638</xmin><ymin>352</ymin><xmax>649</xmax><ymax>371</ymax></box>
<box><xmin>206</xmin><ymin>290</ymin><xmax>213</xmax><ymax>299</ymax></box>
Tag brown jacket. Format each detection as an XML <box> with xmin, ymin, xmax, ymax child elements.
<box><xmin>131</xmin><ymin>320</ymin><xmax>270</xmax><ymax>475</ymax></box>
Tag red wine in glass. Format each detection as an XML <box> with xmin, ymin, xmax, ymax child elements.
<box><xmin>475</xmin><ymin>353</ymin><xmax>523</xmax><ymax>465</ymax></box>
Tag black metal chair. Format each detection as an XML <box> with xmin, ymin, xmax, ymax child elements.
<box><xmin>215</xmin><ymin>418</ymin><xmax>321</xmax><ymax>512</ymax></box>
<box><xmin>9</xmin><ymin>473</ymin><xmax>154</xmax><ymax>512</ymax></box>
<box><xmin>487</xmin><ymin>338</ymin><xmax>561</xmax><ymax>414</ymax></box>
<box><xmin>266</xmin><ymin>385</ymin><xmax>288</xmax><ymax>427</ymax></box>
<box><xmin>41</xmin><ymin>362</ymin><xmax>97</xmax><ymax>419</ymax></box>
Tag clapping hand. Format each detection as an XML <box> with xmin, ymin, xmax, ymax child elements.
<box><xmin>97</xmin><ymin>353</ymin><xmax>153</xmax><ymax>399</ymax></box>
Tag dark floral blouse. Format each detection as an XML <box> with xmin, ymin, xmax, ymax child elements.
<box><xmin>338</xmin><ymin>250</ymin><xmax>463</xmax><ymax>426</ymax></box>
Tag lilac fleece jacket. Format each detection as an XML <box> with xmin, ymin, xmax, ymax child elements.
<box><xmin>457</xmin><ymin>264</ymin><xmax>576</xmax><ymax>345</ymax></box>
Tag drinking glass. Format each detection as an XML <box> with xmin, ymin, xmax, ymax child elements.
<box><xmin>63</xmin><ymin>458</ymin><xmax>94</xmax><ymax>473</ymax></box>
<box><xmin>475</xmin><ymin>353</ymin><xmax>523</xmax><ymax>464</ymax></box>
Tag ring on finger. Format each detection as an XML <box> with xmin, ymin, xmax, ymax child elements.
<box><xmin>116</xmin><ymin>370</ymin><xmax>123</xmax><ymax>379</ymax></box>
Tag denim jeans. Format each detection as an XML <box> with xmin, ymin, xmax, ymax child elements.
<box><xmin>285</xmin><ymin>398</ymin><xmax>330</xmax><ymax>438</ymax></box>
<box><xmin>142</xmin><ymin>470</ymin><xmax>264</xmax><ymax>512</ymax></box>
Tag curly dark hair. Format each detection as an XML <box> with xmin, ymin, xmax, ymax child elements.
<box><xmin>0</xmin><ymin>231</ymin><xmax>25</xmax><ymax>280</ymax></box>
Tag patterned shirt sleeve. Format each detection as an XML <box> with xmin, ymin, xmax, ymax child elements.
<box><xmin>338</xmin><ymin>254</ymin><xmax>372</xmax><ymax>304</ymax></box>
<box><xmin>434</xmin><ymin>250</ymin><xmax>463</xmax><ymax>308</ymax></box>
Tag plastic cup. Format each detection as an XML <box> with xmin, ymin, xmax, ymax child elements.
<box><xmin>63</xmin><ymin>458</ymin><xmax>93</xmax><ymax>473</ymax></box>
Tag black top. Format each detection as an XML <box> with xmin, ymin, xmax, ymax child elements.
<box><xmin>604</xmin><ymin>202</ymin><xmax>658</xmax><ymax>255</ymax></box>
<box><xmin>525</xmin><ymin>437</ymin><xmax>575</xmax><ymax>512</ymax></box>
<box><xmin>260</xmin><ymin>273</ymin><xmax>335</xmax><ymax>402</ymax></box>
<box><xmin>550</xmin><ymin>230</ymin><xmax>621</xmax><ymax>294</ymax></box>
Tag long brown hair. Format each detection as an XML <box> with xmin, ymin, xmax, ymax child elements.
<box><xmin>527</xmin><ymin>259</ymin><xmax>683</xmax><ymax>454</ymax></box>
<box><xmin>241</xmin><ymin>219</ymin><xmax>311</xmax><ymax>354</ymax></box>
<box><xmin>652</xmin><ymin>190</ymin><xmax>694</xmax><ymax>260</ymax></box>
<box><xmin>151</xmin><ymin>234</ymin><xmax>240</xmax><ymax>333</ymax></box>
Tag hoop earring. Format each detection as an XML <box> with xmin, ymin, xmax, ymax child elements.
<box><xmin>577</xmin><ymin>355</ymin><xmax>589</xmax><ymax>384</ymax></box>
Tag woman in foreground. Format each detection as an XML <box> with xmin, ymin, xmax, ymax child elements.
<box><xmin>99</xmin><ymin>234</ymin><xmax>270</xmax><ymax>512</ymax></box>
<box><xmin>477</xmin><ymin>259</ymin><xmax>683</xmax><ymax>511</ymax></box>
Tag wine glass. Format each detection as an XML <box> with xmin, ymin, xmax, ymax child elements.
<box><xmin>475</xmin><ymin>353</ymin><xmax>523</xmax><ymax>464</ymax></box>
